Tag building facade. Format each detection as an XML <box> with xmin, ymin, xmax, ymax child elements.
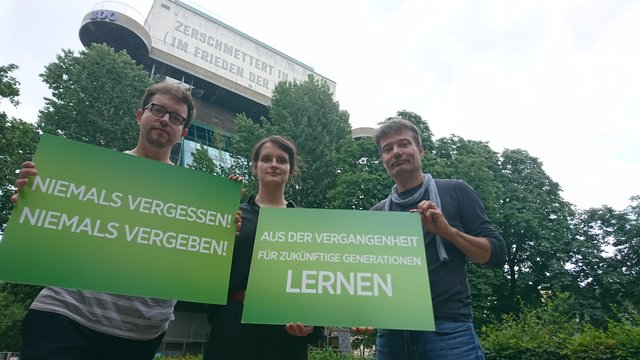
<box><xmin>80</xmin><ymin>0</ymin><xmax>335</xmax><ymax>166</ymax></box>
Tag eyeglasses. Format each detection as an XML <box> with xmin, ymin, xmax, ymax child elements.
<box><xmin>143</xmin><ymin>103</ymin><xmax>187</xmax><ymax>126</ymax></box>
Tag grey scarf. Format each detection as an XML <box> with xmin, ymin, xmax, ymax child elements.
<box><xmin>384</xmin><ymin>173</ymin><xmax>449</xmax><ymax>262</ymax></box>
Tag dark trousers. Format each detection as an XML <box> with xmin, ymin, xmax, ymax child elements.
<box><xmin>376</xmin><ymin>322</ymin><xmax>485</xmax><ymax>360</ymax></box>
<box><xmin>21</xmin><ymin>309</ymin><xmax>165</xmax><ymax>360</ymax></box>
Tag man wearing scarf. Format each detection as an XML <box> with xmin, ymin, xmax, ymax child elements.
<box><xmin>370</xmin><ymin>118</ymin><xmax>506</xmax><ymax>360</ymax></box>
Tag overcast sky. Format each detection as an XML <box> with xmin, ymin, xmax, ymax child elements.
<box><xmin>1</xmin><ymin>0</ymin><xmax>638</xmax><ymax>210</ymax></box>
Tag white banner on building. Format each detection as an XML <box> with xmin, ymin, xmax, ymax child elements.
<box><xmin>146</xmin><ymin>0</ymin><xmax>335</xmax><ymax>99</ymax></box>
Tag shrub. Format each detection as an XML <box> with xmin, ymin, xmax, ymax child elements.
<box><xmin>309</xmin><ymin>346</ymin><xmax>371</xmax><ymax>360</ymax></box>
<box><xmin>481</xmin><ymin>293</ymin><xmax>640</xmax><ymax>360</ymax></box>
<box><xmin>481</xmin><ymin>312</ymin><xmax>570</xmax><ymax>360</ymax></box>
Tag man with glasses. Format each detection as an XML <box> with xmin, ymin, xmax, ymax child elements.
<box><xmin>13</xmin><ymin>83</ymin><xmax>194</xmax><ymax>359</ymax></box>
<box><xmin>131</xmin><ymin>83</ymin><xmax>193</xmax><ymax>162</ymax></box>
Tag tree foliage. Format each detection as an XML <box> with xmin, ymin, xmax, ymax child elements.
<box><xmin>37</xmin><ymin>43</ymin><xmax>154</xmax><ymax>150</ymax></box>
<box><xmin>189</xmin><ymin>144</ymin><xmax>218</xmax><ymax>174</ymax></box>
<box><xmin>231</xmin><ymin>76</ymin><xmax>352</xmax><ymax>208</ymax></box>
<box><xmin>481</xmin><ymin>292</ymin><xmax>640</xmax><ymax>360</ymax></box>
<box><xmin>227</xmin><ymin>113</ymin><xmax>269</xmax><ymax>200</ymax></box>
<box><xmin>493</xmin><ymin>149</ymin><xmax>574</xmax><ymax>314</ymax></box>
<box><xmin>430</xmin><ymin>135</ymin><xmax>502</xmax><ymax>217</ymax></box>
<box><xmin>0</xmin><ymin>64</ymin><xmax>42</xmax><ymax>351</ymax></box>
<box><xmin>328</xmin><ymin>136</ymin><xmax>392</xmax><ymax>210</ymax></box>
<box><xmin>568</xmin><ymin>198</ymin><xmax>640</xmax><ymax>326</ymax></box>
<box><xmin>0</xmin><ymin>64</ymin><xmax>20</xmax><ymax>106</ymax></box>
<box><xmin>0</xmin><ymin>64</ymin><xmax>39</xmax><ymax>233</ymax></box>
<box><xmin>0</xmin><ymin>117</ymin><xmax>38</xmax><ymax>233</ymax></box>
<box><xmin>0</xmin><ymin>290</ymin><xmax>26</xmax><ymax>351</ymax></box>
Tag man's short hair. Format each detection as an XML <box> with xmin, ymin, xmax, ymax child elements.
<box><xmin>141</xmin><ymin>83</ymin><xmax>196</xmax><ymax>128</ymax></box>
<box><xmin>375</xmin><ymin>117</ymin><xmax>423</xmax><ymax>152</ymax></box>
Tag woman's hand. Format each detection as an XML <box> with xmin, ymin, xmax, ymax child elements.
<box><xmin>227</xmin><ymin>175</ymin><xmax>245</xmax><ymax>235</ymax></box>
<box><xmin>351</xmin><ymin>326</ymin><xmax>375</xmax><ymax>334</ymax></box>
<box><xmin>227</xmin><ymin>174</ymin><xmax>244</xmax><ymax>183</ymax></box>
<box><xmin>285</xmin><ymin>322</ymin><xmax>314</xmax><ymax>337</ymax></box>
<box><xmin>227</xmin><ymin>174</ymin><xmax>246</xmax><ymax>198</ymax></box>
<box><xmin>234</xmin><ymin>210</ymin><xmax>242</xmax><ymax>236</ymax></box>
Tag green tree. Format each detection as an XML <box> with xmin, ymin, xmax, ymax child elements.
<box><xmin>232</xmin><ymin>76</ymin><xmax>352</xmax><ymax>208</ymax></box>
<box><xmin>569</xmin><ymin>198</ymin><xmax>640</xmax><ymax>326</ymax></box>
<box><xmin>0</xmin><ymin>64</ymin><xmax>42</xmax><ymax>351</ymax></box>
<box><xmin>617</xmin><ymin>196</ymin><xmax>640</xmax><ymax>312</ymax></box>
<box><xmin>0</xmin><ymin>64</ymin><xmax>20</xmax><ymax>106</ymax></box>
<box><xmin>189</xmin><ymin>144</ymin><xmax>218</xmax><ymax>174</ymax></box>
<box><xmin>188</xmin><ymin>127</ymin><xmax>238</xmax><ymax>179</ymax></box>
<box><xmin>0</xmin><ymin>117</ymin><xmax>38</xmax><ymax>233</ymax></box>
<box><xmin>429</xmin><ymin>135</ymin><xmax>502</xmax><ymax>217</ymax></box>
<box><xmin>0</xmin><ymin>291</ymin><xmax>26</xmax><ymax>351</ymax></box>
<box><xmin>37</xmin><ymin>43</ymin><xmax>154</xmax><ymax>150</ymax></box>
<box><xmin>569</xmin><ymin>206</ymin><xmax>624</xmax><ymax>326</ymax></box>
<box><xmin>0</xmin><ymin>64</ymin><xmax>39</xmax><ymax>234</ymax></box>
<box><xmin>228</xmin><ymin>114</ymin><xmax>268</xmax><ymax>200</ymax></box>
<box><xmin>328</xmin><ymin>136</ymin><xmax>392</xmax><ymax>210</ymax></box>
<box><xmin>495</xmin><ymin>149</ymin><xmax>574</xmax><ymax>314</ymax></box>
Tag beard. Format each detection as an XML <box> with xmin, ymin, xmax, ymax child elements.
<box><xmin>145</xmin><ymin>128</ymin><xmax>175</xmax><ymax>149</ymax></box>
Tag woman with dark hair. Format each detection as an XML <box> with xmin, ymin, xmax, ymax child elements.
<box><xmin>204</xmin><ymin>135</ymin><xmax>322</xmax><ymax>359</ymax></box>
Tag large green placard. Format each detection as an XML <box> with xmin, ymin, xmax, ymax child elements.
<box><xmin>0</xmin><ymin>134</ymin><xmax>241</xmax><ymax>304</ymax></box>
<box><xmin>243</xmin><ymin>207</ymin><xmax>435</xmax><ymax>330</ymax></box>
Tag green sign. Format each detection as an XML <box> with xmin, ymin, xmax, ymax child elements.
<box><xmin>0</xmin><ymin>134</ymin><xmax>241</xmax><ymax>304</ymax></box>
<box><xmin>243</xmin><ymin>207</ymin><xmax>435</xmax><ymax>331</ymax></box>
